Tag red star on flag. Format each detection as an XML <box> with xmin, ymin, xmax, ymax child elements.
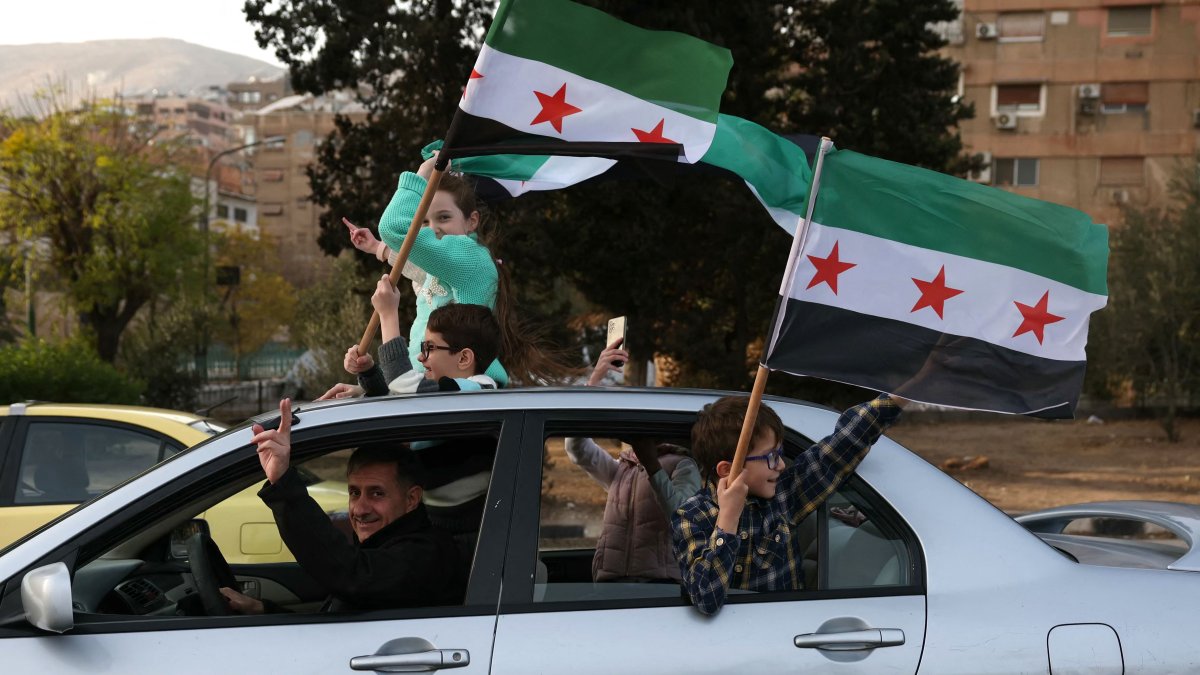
<box><xmin>531</xmin><ymin>83</ymin><xmax>582</xmax><ymax>133</ymax></box>
<box><xmin>806</xmin><ymin>241</ymin><xmax>856</xmax><ymax>294</ymax></box>
<box><xmin>1012</xmin><ymin>290</ymin><xmax>1065</xmax><ymax>344</ymax></box>
<box><xmin>910</xmin><ymin>265</ymin><xmax>964</xmax><ymax>319</ymax></box>
<box><xmin>462</xmin><ymin>68</ymin><xmax>485</xmax><ymax>99</ymax></box>
<box><xmin>632</xmin><ymin>118</ymin><xmax>676</xmax><ymax>144</ymax></box>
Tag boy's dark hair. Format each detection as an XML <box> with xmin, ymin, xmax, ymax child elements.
<box><xmin>427</xmin><ymin>303</ymin><xmax>501</xmax><ymax>375</ymax></box>
<box><xmin>691</xmin><ymin>396</ymin><xmax>784</xmax><ymax>483</ymax></box>
<box><xmin>346</xmin><ymin>443</ymin><xmax>427</xmax><ymax>488</ymax></box>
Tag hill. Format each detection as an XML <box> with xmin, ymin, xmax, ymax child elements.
<box><xmin>0</xmin><ymin>38</ymin><xmax>285</xmax><ymax>110</ymax></box>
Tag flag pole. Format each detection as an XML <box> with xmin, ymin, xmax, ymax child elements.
<box><xmin>729</xmin><ymin>137</ymin><xmax>834</xmax><ymax>482</ymax></box>
<box><xmin>355</xmin><ymin>166</ymin><xmax>446</xmax><ymax>355</ymax></box>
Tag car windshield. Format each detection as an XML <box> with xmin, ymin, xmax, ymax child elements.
<box><xmin>188</xmin><ymin>419</ymin><xmax>230</xmax><ymax>436</ymax></box>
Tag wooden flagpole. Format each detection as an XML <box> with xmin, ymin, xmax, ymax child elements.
<box><xmin>729</xmin><ymin>137</ymin><xmax>834</xmax><ymax>481</ymax></box>
<box><xmin>356</xmin><ymin>166</ymin><xmax>446</xmax><ymax>355</ymax></box>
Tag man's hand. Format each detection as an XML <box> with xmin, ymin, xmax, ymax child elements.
<box><xmin>344</xmin><ymin>345</ymin><xmax>375</xmax><ymax>375</ymax></box>
<box><xmin>628</xmin><ymin>438</ymin><xmax>662</xmax><ymax>477</ymax></box>
<box><xmin>714</xmin><ymin>471</ymin><xmax>749</xmax><ymax>534</ymax></box>
<box><xmin>251</xmin><ymin>398</ymin><xmax>293</xmax><ymax>484</ymax></box>
<box><xmin>219</xmin><ymin>587</ymin><xmax>265</xmax><ymax>615</ymax></box>
<box><xmin>587</xmin><ymin>338</ymin><xmax>629</xmax><ymax>386</ymax></box>
<box><xmin>316</xmin><ymin>383</ymin><xmax>365</xmax><ymax>401</ymax></box>
<box><xmin>343</xmin><ymin>217</ymin><xmax>385</xmax><ymax>258</ymax></box>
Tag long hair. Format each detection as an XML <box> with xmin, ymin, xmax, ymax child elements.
<box><xmin>438</xmin><ymin>173</ymin><xmax>583</xmax><ymax>385</ymax></box>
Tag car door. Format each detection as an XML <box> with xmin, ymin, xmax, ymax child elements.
<box><xmin>490</xmin><ymin>411</ymin><xmax>926</xmax><ymax>674</ymax></box>
<box><xmin>0</xmin><ymin>406</ymin><xmax>521</xmax><ymax>674</ymax></box>
<box><xmin>0</xmin><ymin>417</ymin><xmax>182</xmax><ymax>549</ymax></box>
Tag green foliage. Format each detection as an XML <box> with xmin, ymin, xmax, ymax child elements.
<box><xmin>0</xmin><ymin>338</ymin><xmax>143</xmax><ymax>403</ymax></box>
<box><xmin>1087</xmin><ymin>158</ymin><xmax>1200</xmax><ymax>441</ymax></box>
<box><xmin>0</xmin><ymin>94</ymin><xmax>203</xmax><ymax>362</ymax></box>
<box><xmin>247</xmin><ymin>0</ymin><xmax>977</xmax><ymax>399</ymax></box>
<box><xmin>211</xmin><ymin>226</ymin><xmax>297</xmax><ymax>362</ymax></box>
<box><xmin>288</xmin><ymin>257</ymin><xmax>376</xmax><ymax>398</ymax></box>
<box><xmin>116</xmin><ymin>298</ymin><xmax>208</xmax><ymax>410</ymax></box>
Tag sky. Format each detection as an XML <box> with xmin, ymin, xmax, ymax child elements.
<box><xmin>0</xmin><ymin>0</ymin><xmax>284</xmax><ymax>66</ymax></box>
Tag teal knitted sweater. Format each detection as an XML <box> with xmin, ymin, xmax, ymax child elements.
<box><xmin>378</xmin><ymin>171</ymin><xmax>509</xmax><ymax>386</ymax></box>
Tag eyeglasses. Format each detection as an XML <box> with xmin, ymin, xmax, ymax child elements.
<box><xmin>744</xmin><ymin>445</ymin><xmax>785</xmax><ymax>471</ymax></box>
<box><xmin>419</xmin><ymin>340</ymin><xmax>459</xmax><ymax>359</ymax></box>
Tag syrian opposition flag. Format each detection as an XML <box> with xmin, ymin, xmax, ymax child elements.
<box><xmin>763</xmin><ymin>148</ymin><xmax>1109</xmax><ymax>418</ymax></box>
<box><xmin>438</xmin><ymin>114</ymin><xmax>816</xmax><ymax>231</ymax></box>
<box><xmin>440</xmin><ymin>0</ymin><xmax>733</xmax><ymax>165</ymax></box>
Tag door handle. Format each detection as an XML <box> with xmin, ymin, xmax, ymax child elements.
<box><xmin>794</xmin><ymin>628</ymin><xmax>905</xmax><ymax>651</ymax></box>
<box><xmin>350</xmin><ymin>648</ymin><xmax>469</xmax><ymax>672</ymax></box>
<box><xmin>350</xmin><ymin>639</ymin><xmax>469</xmax><ymax>672</ymax></box>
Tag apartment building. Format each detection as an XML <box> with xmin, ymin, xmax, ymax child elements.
<box><xmin>134</xmin><ymin>96</ymin><xmax>237</xmax><ymax>150</ymax></box>
<box><xmin>247</xmin><ymin>92</ymin><xmax>367</xmax><ymax>287</ymax></box>
<box><xmin>944</xmin><ymin>1</ymin><xmax>1200</xmax><ymax>226</ymax></box>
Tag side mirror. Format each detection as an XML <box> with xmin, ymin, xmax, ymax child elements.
<box><xmin>21</xmin><ymin>562</ymin><xmax>73</xmax><ymax>633</ymax></box>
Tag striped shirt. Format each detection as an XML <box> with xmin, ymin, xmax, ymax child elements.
<box><xmin>671</xmin><ymin>395</ymin><xmax>902</xmax><ymax>615</ymax></box>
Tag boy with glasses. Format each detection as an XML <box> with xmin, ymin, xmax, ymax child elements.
<box><xmin>672</xmin><ymin>394</ymin><xmax>907</xmax><ymax>615</ymax></box>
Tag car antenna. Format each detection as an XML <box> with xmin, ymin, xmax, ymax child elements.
<box><xmin>194</xmin><ymin>395</ymin><xmax>238</xmax><ymax>418</ymax></box>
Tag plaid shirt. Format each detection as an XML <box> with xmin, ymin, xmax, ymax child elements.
<box><xmin>671</xmin><ymin>395</ymin><xmax>902</xmax><ymax>615</ymax></box>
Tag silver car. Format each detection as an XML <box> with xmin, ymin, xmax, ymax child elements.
<box><xmin>0</xmin><ymin>388</ymin><xmax>1197</xmax><ymax>674</ymax></box>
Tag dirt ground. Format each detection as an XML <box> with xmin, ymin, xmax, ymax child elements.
<box><xmin>885</xmin><ymin>416</ymin><xmax>1200</xmax><ymax>513</ymax></box>
<box><xmin>541</xmin><ymin>418</ymin><xmax>1200</xmax><ymax>518</ymax></box>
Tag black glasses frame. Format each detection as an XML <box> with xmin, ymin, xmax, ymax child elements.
<box><xmin>419</xmin><ymin>340</ymin><xmax>459</xmax><ymax>359</ymax></box>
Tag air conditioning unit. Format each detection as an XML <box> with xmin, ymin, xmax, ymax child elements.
<box><xmin>1111</xmin><ymin>189</ymin><xmax>1130</xmax><ymax>205</ymax></box>
<box><xmin>970</xmin><ymin>152</ymin><xmax>993</xmax><ymax>183</ymax></box>
<box><xmin>1078</xmin><ymin>83</ymin><xmax>1102</xmax><ymax>99</ymax></box>
<box><xmin>1079</xmin><ymin>99</ymin><xmax>1098</xmax><ymax>116</ymax></box>
<box><xmin>994</xmin><ymin>113</ymin><xmax>1018</xmax><ymax>130</ymax></box>
<box><xmin>976</xmin><ymin>22</ymin><xmax>998</xmax><ymax>39</ymax></box>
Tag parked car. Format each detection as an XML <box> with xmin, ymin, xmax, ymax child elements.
<box><xmin>0</xmin><ymin>388</ymin><xmax>1196</xmax><ymax>673</ymax></box>
<box><xmin>0</xmin><ymin>402</ymin><xmax>346</xmax><ymax>563</ymax></box>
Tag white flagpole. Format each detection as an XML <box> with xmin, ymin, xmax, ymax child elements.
<box><xmin>765</xmin><ymin>136</ymin><xmax>834</xmax><ymax>360</ymax></box>
<box><xmin>729</xmin><ymin>136</ymin><xmax>834</xmax><ymax>482</ymax></box>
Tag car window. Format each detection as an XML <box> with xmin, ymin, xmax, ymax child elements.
<box><xmin>532</xmin><ymin>428</ymin><xmax>922</xmax><ymax>607</ymax></box>
<box><xmin>15</xmin><ymin>422</ymin><xmax>168</xmax><ymax>505</ymax></box>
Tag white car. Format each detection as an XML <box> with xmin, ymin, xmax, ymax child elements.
<box><xmin>0</xmin><ymin>388</ymin><xmax>1196</xmax><ymax>674</ymax></box>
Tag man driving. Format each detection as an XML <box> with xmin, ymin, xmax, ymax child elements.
<box><xmin>220</xmin><ymin>398</ymin><xmax>465</xmax><ymax>613</ymax></box>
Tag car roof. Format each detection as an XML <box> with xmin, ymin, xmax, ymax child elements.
<box><xmin>0</xmin><ymin>402</ymin><xmax>217</xmax><ymax>445</ymax></box>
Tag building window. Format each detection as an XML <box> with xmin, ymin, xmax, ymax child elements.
<box><xmin>994</xmin><ymin>158</ymin><xmax>1039</xmax><ymax>187</ymax></box>
<box><xmin>995</xmin><ymin>84</ymin><xmax>1043</xmax><ymax>114</ymax></box>
<box><xmin>998</xmin><ymin>12</ymin><xmax>1045</xmax><ymax>41</ymax></box>
<box><xmin>1099</xmin><ymin>157</ymin><xmax>1144</xmax><ymax>186</ymax></box>
<box><xmin>1107</xmin><ymin>6</ymin><xmax>1152</xmax><ymax>36</ymax></box>
<box><xmin>216</xmin><ymin>204</ymin><xmax>229</xmax><ymax>219</ymax></box>
<box><xmin>261</xmin><ymin>169</ymin><xmax>285</xmax><ymax>183</ymax></box>
<box><xmin>234</xmin><ymin>208</ymin><xmax>248</xmax><ymax>223</ymax></box>
<box><xmin>1100</xmin><ymin>82</ymin><xmax>1148</xmax><ymax>114</ymax></box>
<box><xmin>293</xmin><ymin>130</ymin><xmax>313</xmax><ymax>147</ymax></box>
<box><xmin>261</xmin><ymin>203</ymin><xmax>285</xmax><ymax>217</ymax></box>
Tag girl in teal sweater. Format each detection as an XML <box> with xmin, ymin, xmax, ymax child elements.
<box><xmin>345</xmin><ymin>152</ymin><xmax>577</xmax><ymax>389</ymax></box>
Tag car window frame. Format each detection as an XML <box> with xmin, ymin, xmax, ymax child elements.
<box><xmin>0</xmin><ymin>416</ymin><xmax>185</xmax><ymax>508</ymax></box>
<box><xmin>0</xmin><ymin>409</ymin><xmax>524</xmax><ymax>636</ymax></box>
<box><xmin>501</xmin><ymin>409</ymin><xmax>926</xmax><ymax>615</ymax></box>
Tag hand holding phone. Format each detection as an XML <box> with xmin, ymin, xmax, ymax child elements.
<box><xmin>606</xmin><ymin>316</ymin><xmax>628</xmax><ymax>368</ymax></box>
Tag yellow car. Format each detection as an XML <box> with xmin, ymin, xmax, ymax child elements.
<box><xmin>0</xmin><ymin>402</ymin><xmax>347</xmax><ymax>563</ymax></box>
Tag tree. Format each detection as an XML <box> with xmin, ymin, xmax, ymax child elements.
<box><xmin>211</xmin><ymin>226</ymin><xmax>297</xmax><ymax>375</ymax></box>
<box><xmin>782</xmin><ymin>0</ymin><xmax>976</xmax><ymax>173</ymax></box>
<box><xmin>0</xmin><ymin>96</ymin><xmax>203</xmax><ymax>361</ymax></box>
<box><xmin>1088</xmin><ymin>159</ymin><xmax>1200</xmax><ymax>441</ymax></box>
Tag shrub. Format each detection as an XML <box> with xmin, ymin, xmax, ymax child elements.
<box><xmin>0</xmin><ymin>338</ymin><xmax>143</xmax><ymax>403</ymax></box>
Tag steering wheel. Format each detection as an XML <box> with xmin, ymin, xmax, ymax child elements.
<box><xmin>185</xmin><ymin>532</ymin><xmax>238</xmax><ymax>616</ymax></box>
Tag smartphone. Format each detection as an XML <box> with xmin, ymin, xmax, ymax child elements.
<box><xmin>606</xmin><ymin>316</ymin><xmax>627</xmax><ymax>368</ymax></box>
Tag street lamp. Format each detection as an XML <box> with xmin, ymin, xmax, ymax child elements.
<box><xmin>197</xmin><ymin>135</ymin><xmax>285</xmax><ymax>380</ymax></box>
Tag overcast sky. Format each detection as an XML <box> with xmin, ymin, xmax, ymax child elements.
<box><xmin>0</xmin><ymin>0</ymin><xmax>284</xmax><ymax>65</ymax></box>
